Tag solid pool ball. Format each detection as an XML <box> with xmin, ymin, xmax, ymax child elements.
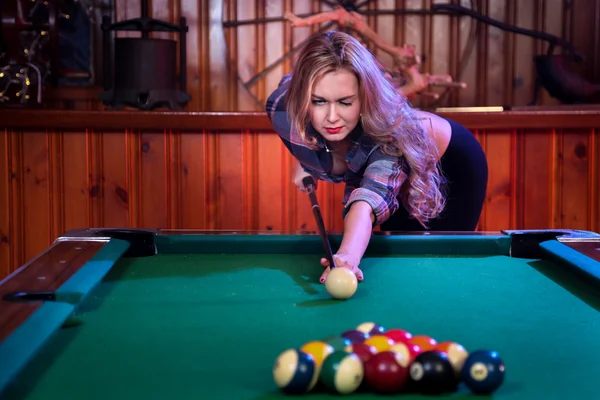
<box><xmin>408</xmin><ymin>335</ymin><xmax>438</xmax><ymax>351</ymax></box>
<box><xmin>344</xmin><ymin>342</ymin><xmax>377</xmax><ymax>364</ymax></box>
<box><xmin>409</xmin><ymin>350</ymin><xmax>458</xmax><ymax>394</ymax></box>
<box><xmin>300</xmin><ymin>341</ymin><xmax>334</xmax><ymax>372</ymax></box>
<box><xmin>341</xmin><ymin>329</ymin><xmax>369</xmax><ymax>343</ymax></box>
<box><xmin>383</xmin><ymin>328</ymin><xmax>413</xmax><ymax>343</ymax></box>
<box><xmin>322</xmin><ymin>335</ymin><xmax>351</xmax><ymax>351</ymax></box>
<box><xmin>356</xmin><ymin>322</ymin><xmax>386</xmax><ymax>335</ymax></box>
<box><xmin>364</xmin><ymin>351</ymin><xmax>410</xmax><ymax>393</ymax></box>
<box><xmin>325</xmin><ymin>267</ymin><xmax>358</xmax><ymax>299</ymax></box>
<box><xmin>434</xmin><ymin>341</ymin><xmax>469</xmax><ymax>376</ymax></box>
<box><xmin>273</xmin><ymin>349</ymin><xmax>318</xmax><ymax>394</ymax></box>
<box><xmin>319</xmin><ymin>351</ymin><xmax>364</xmax><ymax>394</ymax></box>
<box><xmin>364</xmin><ymin>334</ymin><xmax>395</xmax><ymax>353</ymax></box>
<box><xmin>461</xmin><ymin>350</ymin><xmax>505</xmax><ymax>394</ymax></box>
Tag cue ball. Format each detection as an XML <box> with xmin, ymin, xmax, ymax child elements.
<box><xmin>325</xmin><ymin>267</ymin><xmax>357</xmax><ymax>299</ymax></box>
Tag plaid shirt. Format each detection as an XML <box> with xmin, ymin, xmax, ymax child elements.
<box><xmin>265</xmin><ymin>74</ymin><xmax>409</xmax><ymax>225</ymax></box>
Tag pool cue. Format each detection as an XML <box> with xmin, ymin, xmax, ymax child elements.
<box><xmin>302</xmin><ymin>176</ymin><xmax>337</xmax><ymax>269</ymax></box>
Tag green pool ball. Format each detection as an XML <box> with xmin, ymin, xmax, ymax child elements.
<box><xmin>319</xmin><ymin>351</ymin><xmax>364</xmax><ymax>395</ymax></box>
<box><xmin>322</xmin><ymin>335</ymin><xmax>352</xmax><ymax>351</ymax></box>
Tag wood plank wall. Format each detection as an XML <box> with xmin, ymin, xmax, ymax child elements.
<box><xmin>1</xmin><ymin>109</ymin><xmax>600</xmax><ymax>280</ymax></box>
<box><xmin>44</xmin><ymin>0</ymin><xmax>600</xmax><ymax>111</ymax></box>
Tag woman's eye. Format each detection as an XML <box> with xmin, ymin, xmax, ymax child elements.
<box><xmin>340</xmin><ymin>101</ymin><xmax>352</xmax><ymax>106</ymax></box>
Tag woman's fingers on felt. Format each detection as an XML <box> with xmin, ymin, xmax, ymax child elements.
<box><xmin>319</xmin><ymin>257</ymin><xmax>364</xmax><ymax>283</ymax></box>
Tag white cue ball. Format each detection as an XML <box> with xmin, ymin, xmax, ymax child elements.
<box><xmin>325</xmin><ymin>267</ymin><xmax>358</xmax><ymax>299</ymax></box>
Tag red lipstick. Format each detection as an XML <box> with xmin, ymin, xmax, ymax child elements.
<box><xmin>325</xmin><ymin>127</ymin><xmax>343</xmax><ymax>134</ymax></box>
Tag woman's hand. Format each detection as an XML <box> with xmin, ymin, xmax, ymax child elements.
<box><xmin>319</xmin><ymin>253</ymin><xmax>364</xmax><ymax>283</ymax></box>
<box><xmin>293</xmin><ymin>160</ymin><xmax>316</xmax><ymax>191</ymax></box>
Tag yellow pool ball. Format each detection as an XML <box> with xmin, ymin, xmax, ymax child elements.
<box><xmin>300</xmin><ymin>340</ymin><xmax>335</xmax><ymax>371</ymax></box>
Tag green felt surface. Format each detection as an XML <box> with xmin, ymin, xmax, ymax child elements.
<box><xmin>2</xmin><ymin>237</ymin><xmax>600</xmax><ymax>399</ymax></box>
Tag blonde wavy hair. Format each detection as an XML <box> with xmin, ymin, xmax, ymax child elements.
<box><xmin>285</xmin><ymin>30</ymin><xmax>446</xmax><ymax>227</ymax></box>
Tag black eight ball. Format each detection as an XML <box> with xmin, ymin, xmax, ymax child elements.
<box><xmin>409</xmin><ymin>350</ymin><xmax>458</xmax><ymax>394</ymax></box>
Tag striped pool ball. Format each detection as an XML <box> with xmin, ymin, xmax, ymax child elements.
<box><xmin>273</xmin><ymin>349</ymin><xmax>318</xmax><ymax>394</ymax></box>
<box><xmin>390</xmin><ymin>341</ymin><xmax>422</xmax><ymax>364</ymax></box>
<box><xmin>461</xmin><ymin>350</ymin><xmax>505</xmax><ymax>394</ymax></box>
<box><xmin>356</xmin><ymin>322</ymin><xmax>386</xmax><ymax>336</ymax></box>
<box><xmin>434</xmin><ymin>341</ymin><xmax>469</xmax><ymax>376</ymax></box>
<box><xmin>300</xmin><ymin>340</ymin><xmax>334</xmax><ymax>372</ymax></box>
<box><xmin>320</xmin><ymin>351</ymin><xmax>364</xmax><ymax>394</ymax></box>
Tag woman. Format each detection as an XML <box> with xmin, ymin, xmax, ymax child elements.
<box><xmin>265</xmin><ymin>31</ymin><xmax>488</xmax><ymax>283</ymax></box>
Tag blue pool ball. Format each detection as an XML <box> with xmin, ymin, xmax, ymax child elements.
<box><xmin>273</xmin><ymin>349</ymin><xmax>318</xmax><ymax>394</ymax></box>
<box><xmin>461</xmin><ymin>350</ymin><xmax>505</xmax><ymax>394</ymax></box>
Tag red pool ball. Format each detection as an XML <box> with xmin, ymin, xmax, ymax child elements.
<box><xmin>344</xmin><ymin>342</ymin><xmax>377</xmax><ymax>364</ymax></box>
<box><xmin>364</xmin><ymin>351</ymin><xmax>410</xmax><ymax>393</ymax></box>
<box><xmin>383</xmin><ymin>328</ymin><xmax>413</xmax><ymax>343</ymax></box>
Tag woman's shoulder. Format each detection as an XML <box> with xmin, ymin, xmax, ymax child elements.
<box><xmin>265</xmin><ymin>74</ymin><xmax>293</xmax><ymax>115</ymax></box>
<box><xmin>412</xmin><ymin>109</ymin><xmax>452</xmax><ymax>159</ymax></box>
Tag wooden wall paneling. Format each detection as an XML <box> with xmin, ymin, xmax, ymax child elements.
<box><xmin>215</xmin><ymin>129</ymin><xmax>243</xmax><ymax>229</ymax></box>
<box><xmin>479</xmin><ymin>128</ymin><xmax>517</xmax><ymax>230</ymax></box>
<box><xmin>513</xmin><ymin>0</ymin><xmax>536</xmax><ymax>106</ymax></box>
<box><xmin>20</xmin><ymin>132</ymin><xmax>52</xmax><ymax>264</ymax></box>
<box><xmin>534</xmin><ymin>0</ymin><xmax>561</xmax><ymax>106</ymax></box>
<box><xmin>58</xmin><ymin>132</ymin><xmax>89</xmax><ymax>232</ymax></box>
<box><xmin>208</xmin><ymin>0</ymin><xmax>231</xmax><ymax>111</ymax></box>
<box><xmin>96</xmin><ymin>131</ymin><xmax>129</xmax><ymax>228</ymax></box>
<box><xmin>594</xmin><ymin>128</ymin><xmax>600</xmax><ymax>233</ymax></box>
<box><xmin>180</xmin><ymin>129</ymin><xmax>214</xmax><ymax>229</ymax></box>
<box><xmin>139</xmin><ymin>131</ymin><xmax>169</xmax><ymax>228</ymax></box>
<box><xmin>517</xmin><ymin>129</ymin><xmax>554</xmax><ymax>229</ymax></box>
<box><xmin>559</xmin><ymin>129</ymin><xmax>593</xmax><ymax>230</ymax></box>
<box><xmin>456</xmin><ymin>0</ymin><xmax>478</xmax><ymax>107</ymax></box>
<box><xmin>484</xmin><ymin>0</ymin><xmax>506</xmax><ymax>106</ymax></box>
<box><xmin>255</xmin><ymin>130</ymin><xmax>284</xmax><ymax>231</ymax></box>
<box><xmin>0</xmin><ymin>131</ymin><xmax>10</xmax><ymax>279</ymax></box>
<box><xmin>430</xmin><ymin>0</ymin><xmax>451</xmax><ymax>104</ymax></box>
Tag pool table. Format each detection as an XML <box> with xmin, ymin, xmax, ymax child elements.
<box><xmin>1</xmin><ymin>228</ymin><xmax>600</xmax><ymax>399</ymax></box>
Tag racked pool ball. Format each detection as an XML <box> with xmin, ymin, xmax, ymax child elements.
<box><xmin>341</xmin><ymin>329</ymin><xmax>369</xmax><ymax>343</ymax></box>
<box><xmin>364</xmin><ymin>334</ymin><xmax>395</xmax><ymax>353</ymax></box>
<box><xmin>321</xmin><ymin>335</ymin><xmax>351</xmax><ymax>351</ymax></box>
<box><xmin>364</xmin><ymin>351</ymin><xmax>410</xmax><ymax>393</ymax></box>
<box><xmin>383</xmin><ymin>328</ymin><xmax>413</xmax><ymax>343</ymax></box>
<box><xmin>434</xmin><ymin>341</ymin><xmax>469</xmax><ymax>376</ymax></box>
<box><xmin>320</xmin><ymin>351</ymin><xmax>364</xmax><ymax>394</ymax></box>
<box><xmin>300</xmin><ymin>340</ymin><xmax>334</xmax><ymax>372</ymax></box>
<box><xmin>408</xmin><ymin>335</ymin><xmax>438</xmax><ymax>351</ymax></box>
<box><xmin>273</xmin><ymin>349</ymin><xmax>318</xmax><ymax>394</ymax></box>
<box><xmin>325</xmin><ymin>267</ymin><xmax>358</xmax><ymax>299</ymax></box>
<box><xmin>461</xmin><ymin>350</ymin><xmax>505</xmax><ymax>394</ymax></box>
<box><xmin>356</xmin><ymin>322</ymin><xmax>385</xmax><ymax>336</ymax></box>
<box><xmin>409</xmin><ymin>350</ymin><xmax>458</xmax><ymax>394</ymax></box>
<box><xmin>344</xmin><ymin>342</ymin><xmax>377</xmax><ymax>365</ymax></box>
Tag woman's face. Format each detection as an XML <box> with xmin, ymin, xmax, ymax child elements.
<box><xmin>308</xmin><ymin>68</ymin><xmax>361</xmax><ymax>143</ymax></box>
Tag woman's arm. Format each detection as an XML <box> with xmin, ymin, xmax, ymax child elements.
<box><xmin>338</xmin><ymin>200</ymin><xmax>375</xmax><ymax>263</ymax></box>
